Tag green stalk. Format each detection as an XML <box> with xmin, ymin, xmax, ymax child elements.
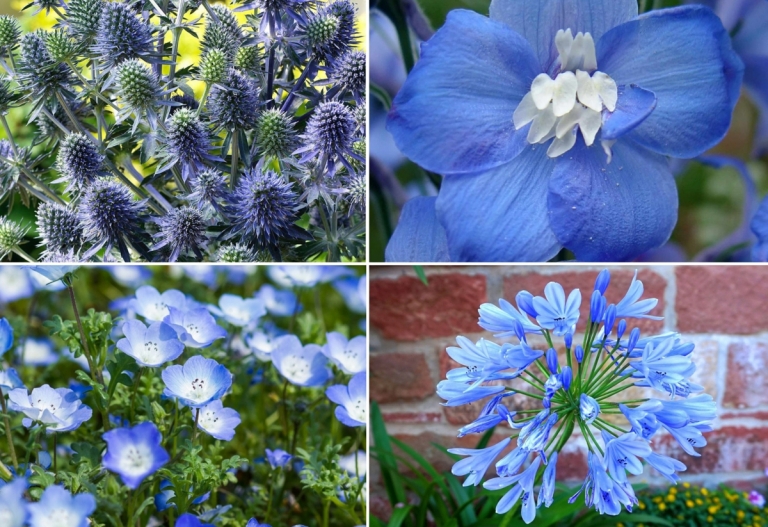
<box><xmin>11</xmin><ymin>246</ymin><xmax>35</xmax><ymax>263</ymax></box>
<box><xmin>0</xmin><ymin>395</ymin><xmax>18</xmax><ymax>470</ymax></box>
<box><xmin>230</xmin><ymin>128</ymin><xmax>239</xmax><ymax>189</ymax></box>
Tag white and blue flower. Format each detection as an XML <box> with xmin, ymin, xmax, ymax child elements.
<box><xmin>102</xmin><ymin>422</ymin><xmax>170</xmax><ymax>489</ymax></box>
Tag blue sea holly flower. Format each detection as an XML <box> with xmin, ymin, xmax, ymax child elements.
<box><xmin>484</xmin><ymin>456</ymin><xmax>541</xmax><ymax>519</ymax></box>
<box><xmin>102</xmin><ymin>422</ymin><xmax>170</xmax><ymax>489</ymax></box>
<box><xmin>162</xmin><ymin>356</ymin><xmax>233</xmax><ymax>408</ymax></box>
<box><xmin>0</xmin><ymin>317</ymin><xmax>13</xmax><ymax>353</ymax></box>
<box><xmin>255</xmin><ymin>284</ymin><xmax>299</xmax><ymax>317</ymax></box>
<box><xmin>387</xmin><ymin>0</ymin><xmax>743</xmax><ymax>262</ymax></box>
<box><xmin>0</xmin><ymin>368</ymin><xmax>23</xmax><ymax>395</ymax></box>
<box><xmin>164</xmin><ymin>307</ymin><xmax>227</xmax><ymax>349</ymax></box>
<box><xmin>211</xmin><ymin>294</ymin><xmax>266</xmax><ymax>327</ymax></box>
<box><xmin>195</xmin><ymin>400</ymin><xmax>241</xmax><ymax>441</ymax></box>
<box><xmin>131</xmin><ymin>286</ymin><xmax>187</xmax><ymax>322</ymax></box>
<box><xmin>448</xmin><ymin>437</ymin><xmax>510</xmax><ymax>487</ymax></box>
<box><xmin>8</xmin><ymin>385</ymin><xmax>92</xmax><ymax>433</ymax></box>
<box><xmin>322</xmin><ymin>332</ymin><xmax>366</xmax><ymax>374</ymax></box>
<box><xmin>116</xmin><ymin>319</ymin><xmax>184</xmax><ymax>367</ymax></box>
<box><xmin>326</xmin><ymin>372</ymin><xmax>366</xmax><ymax>427</ymax></box>
<box><xmin>533</xmin><ymin>282</ymin><xmax>581</xmax><ymax>336</ymax></box>
<box><xmin>266</xmin><ymin>448</ymin><xmax>292</xmax><ymax>469</ymax></box>
<box><xmin>0</xmin><ymin>478</ymin><xmax>27</xmax><ymax>527</ymax></box>
<box><xmin>27</xmin><ymin>485</ymin><xmax>95</xmax><ymax>527</ymax></box>
<box><xmin>271</xmin><ymin>335</ymin><xmax>332</xmax><ymax>387</ymax></box>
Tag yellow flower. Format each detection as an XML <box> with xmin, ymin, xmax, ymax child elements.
<box><xmin>708</xmin><ymin>505</ymin><xmax>719</xmax><ymax>514</ymax></box>
<box><xmin>659</xmin><ymin>503</ymin><xmax>667</xmax><ymax>512</ymax></box>
<box><xmin>702</xmin><ymin>488</ymin><xmax>709</xmax><ymax>496</ymax></box>
<box><xmin>667</xmin><ymin>494</ymin><xmax>676</xmax><ymax>502</ymax></box>
<box><xmin>708</xmin><ymin>516</ymin><xmax>714</xmax><ymax>523</ymax></box>
<box><xmin>684</xmin><ymin>482</ymin><xmax>691</xmax><ymax>488</ymax></box>
<box><xmin>696</xmin><ymin>499</ymin><xmax>704</xmax><ymax>506</ymax></box>
<box><xmin>686</xmin><ymin>500</ymin><xmax>695</xmax><ymax>508</ymax></box>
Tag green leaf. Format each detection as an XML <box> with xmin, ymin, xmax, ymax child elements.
<box><xmin>387</xmin><ymin>505</ymin><xmax>413</xmax><ymax>527</ymax></box>
<box><xmin>372</xmin><ymin>402</ymin><xmax>408</xmax><ymax>506</ymax></box>
<box><xmin>414</xmin><ymin>266</ymin><xmax>428</xmax><ymax>286</ymax></box>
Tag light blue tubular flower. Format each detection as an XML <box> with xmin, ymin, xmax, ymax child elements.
<box><xmin>271</xmin><ymin>335</ymin><xmax>332</xmax><ymax>387</ymax></box>
<box><xmin>0</xmin><ymin>478</ymin><xmax>27</xmax><ymax>527</ymax></box>
<box><xmin>386</xmin><ymin>0</ymin><xmax>743</xmax><ymax>262</ymax></box>
<box><xmin>266</xmin><ymin>448</ymin><xmax>292</xmax><ymax>469</ymax></box>
<box><xmin>255</xmin><ymin>284</ymin><xmax>299</xmax><ymax>317</ymax></box>
<box><xmin>131</xmin><ymin>285</ymin><xmax>187</xmax><ymax>322</ymax></box>
<box><xmin>162</xmin><ymin>356</ymin><xmax>233</xmax><ymax>408</ymax></box>
<box><xmin>116</xmin><ymin>319</ymin><xmax>184</xmax><ymax>367</ymax></box>
<box><xmin>102</xmin><ymin>422</ymin><xmax>170</xmax><ymax>489</ymax></box>
<box><xmin>211</xmin><ymin>294</ymin><xmax>267</xmax><ymax>327</ymax></box>
<box><xmin>27</xmin><ymin>485</ymin><xmax>95</xmax><ymax>527</ymax></box>
<box><xmin>326</xmin><ymin>372</ymin><xmax>366</xmax><ymax>427</ymax></box>
<box><xmin>164</xmin><ymin>307</ymin><xmax>228</xmax><ymax>348</ymax></box>
<box><xmin>8</xmin><ymin>385</ymin><xmax>92</xmax><ymax>433</ymax></box>
<box><xmin>176</xmin><ymin>513</ymin><xmax>214</xmax><ymax>527</ymax></box>
<box><xmin>321</xmin><ymin>332</ymin><xmax>366</xmax><ymax>374</ymax></box>
<box><xmin>438</xmin><ymin>269</ymin><xmax>714</xmax><ymax>523</ymax></box>
<box><xmin>0</xmin><ymin>367</ymin><xmax>23</xmax><ymax>396</ymax></box>
<box><xmin>0</xmin><ymin>317</ymin><xmax>13</xmax><ymax>354</ymax></box>
<box><xmin>195</xmin><ymin>400</ymin><xmax>241</xmax><ymax>441</ymax></box>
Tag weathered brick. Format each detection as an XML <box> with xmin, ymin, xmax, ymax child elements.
<box><xmin>724</xmin><ymin>342</ymin><xmax>768</xmax><ymax>409</ymax></box>
<box><xmin>676</xmin><ymin>266</ymin><xmax>768</xmax><ymax>334</ymax></box>
<box><xmin>371</xmin><ymin>352</ymin><xmax>434</xmax><ymax>403</ymax></box>
<box><xmin>370</xmin><ymin>273</ymin><xmax>487</xmax><ymax>341</ymax></box>
<box><xmin>502</xmin><ymin>269</ymin><xmax>666</xmax><ymax>334</ymax></box>
<box><xmin>382</xmin><ymin>412</ymin><xmax>442</xmax><ymax>424</ymax></box>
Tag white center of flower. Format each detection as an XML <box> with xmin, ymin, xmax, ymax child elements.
<box><xmin>45</xmin><ymin>508</ymin><xmax>80</xmax><ymax>527</ymax></box>
<box><xmin>513</xmin><ymin>29</ymin><xmax>618</xmax><ymax>159</ymax></box>
<box><xmin>141</xmin><ymin>340</ymin><xmax>160</xmax><ymax>363</ymax></box>
<box><xmin>185</xmin><ymin>323</ymin><xmax>202</xmax><ymax>341</ymax></box>
<box><xmin>284</xmin><ymin>355</ymin><xmax>311</xmax><ymax>384</ymax></box>
<box><xmin>147</xmin><ymin>302</ymin><xmax>169</xmax><ymax>321</ymax></box>
<box><xmin>118</xmin><ymin>444</ymin><xmax>154</xmax><ymax>476</ymax></box>
<box><xmin>186</xmin><ymin>377</ymin><xmax>211</xmax><ymax>401</ymax></box>
<box><xmin>200</xmin><ymin>408</ymin><xmax>221</xmax><ymax>431</ymax></box>
<box><xmin>348</xmin><ymin>396</ymin><xmax>367</xmax><ymax>424</ymax></box>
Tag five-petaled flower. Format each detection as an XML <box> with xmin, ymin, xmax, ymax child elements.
<box><xmin>102</xmin><ymin>422</ymin><xmax>170</xmax><ymax>489</ymax></box>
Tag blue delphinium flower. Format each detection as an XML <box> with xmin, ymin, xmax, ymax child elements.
<box><xmin>0</xmin><ymin>478</ymin><xmax>27</xmax><ymax>527</ymax></box>
<box><xmin>195</xmin><ymin>400</ymin><xmax>241</xmax><ymax>441</ymax></box>
<box><xmin>266</xmin><ymin>448</ymin><xmax>292</xmax><ymax>469</ymax></box>
<box><xmin>164</xmin><ymin>307</ymin><xmax>227</xmax><ymax>348</ymax></box>
<box><xmin>8</xmin><ymin>385</ymin><xmax>92</xmax><ymax>433</ymax></box>
<box><xmin>162</xmin><ymin>355</ymin><xmax>233</xmax><ymax>408</ymax></box>
<box><xmin>326</xmin><ymin>372</ymin><xmax>366</xmax><ymax>427</ymax></box>
<box><xmin>271</xmin><ymin>335</ymin><xmax>331</xmax><ymax>387</ymax></box>
<box><xmin>321</xmin><ymin>332</ymin><xmax>366</xmax><ymax>374</ymax></box>
<box><xmin>438</xmin><ymin>269</ymin><xmax>715</xmax><ymax>523</ymax></box>
<box><xmin>211</xmin><ymin>293</ymin><xmax>266</xmax><ymax>327</ymax></box>
<box><xmin>0</xmin><ymin>317</ymin><xmax>13</xmax><ymax>353</ymax></box>
<box><xmin>102</xmin><ymin>422</ymin><xmax>170</xmax><ymax>489</ymax></box>
<box><xmin>27</xmin><ymin>485</ymin><xmax>95</xmax><ymax>527</ymax></box>
<box><xmin>254</xmin><ymin>284</ymin><xmax>299</xmax><ymax>317</ymax></box>
<box><xmin>116</xmin><ymin>319</ymin><xmax>185</xmax><ymax>367</ymax></box>
<box><xmin>387</xmin><ymin>0</ymin><xmax>743</xmax><ymax>262</ymax></box>
<box><xmin>131</xmin><ymin>285</ymin><xmax>187</xmax><ymax>322</ymax></box>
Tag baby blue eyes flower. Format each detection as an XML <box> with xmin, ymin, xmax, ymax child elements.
<box><xmin>247</xmin><ymin>519</ymin><xmax>271</xmax><ymax>527</ymax></box>
<box><xmin>164</xmin><ymin>307</ymin><xmax>228</xmax><ymax>348</ymax></box>
<box><xmin>27</xmin><ymin>485</ymin><xmax>96</xmax><ymax>527</ymax></box>
<box><xmin>0</xmin><ymin>478</ymin><xmax>27</xmax><ymax>527</ymax></box>
<box><xmin>0</xmin><ymin>368</ymin><xmax>23</xmax><ymax>395</ymax></box>
<box><xmin>102</xmin><ymin>422</ymin><xmax>170</xmax><ymax>489</ymax></box>
<box><xmin>322</xmin><ymin>332</ymin><xmax>366</xmax><ymax>374</ymax></box>
<box><xmin>195</xmin><ymin>400</ymin><xmax>241</xmax><ymax>441</ymax></box>
<box><xmin>271</xmin><ymin>335</ymin><xmax>332</xmax><ymax>387</ymax></box>
<box><xmin>387</xmin><ymin>0</ymin><xmax>743</xmax><ymax>262</ymax></box>
<box><xmin>268</xmin><ymin>265</ymin><xmax>351</xmax><ymax>288</ymax></box>
<box><xmin>213</xmin><ymin>294</ymin><xmax>267</xmax><ymax>327</ymax></box>
<box><xmin>162</xmin><ymin>355</ymin><xmax>233</xmax><ymax>408</ymax></box>
<box><xmin>116</xmin><ymin>319</ymin><xmax>184</xmax><ymax>367</ymax></box>
<box><xmin>132</xmin><ymin>285</ymin><xmax>187</xmax><ymax>322</ymax></box>
<box><xmin>8</xmin><ymin>384</ymin><xmax>92</xmax><ymax>433</ymax></box>
<box><xmin>266</xmin><ymin>448</ymin><xmax>292</xmax><ymax>469</ymax></box>
<box><xmin>176</xmin><ymin>513</ymin><xmax>214</xmax><ymax>527</ymax></box>
<box><xmin>326</xmin><ymin>372</ymin><xmax>366</xmax><ymax>427</ymax></box>
<box><xmin>247</xmin><ymin>323</ymin><xmax>288</xmax><ymax>362</ymax></box>
<box><xmin>533</xmin><ymin>282</ymin><xmax>581</xmax><ymax>336</ymax></box>
<box><xmin>255</xmin><ymin>284</ymin><xmax>299</xmax><ymax>317</ymax></box>
<box><xmin>26</xmin><ymin>265</ymin><xmax>80</xmax><ymax>284</ymax></box>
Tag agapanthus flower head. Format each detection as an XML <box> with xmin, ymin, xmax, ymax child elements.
<box><xmin>36</xmin><ymin>202</ymin><xmax>83</xmax><ymax>256</ymax></box>
<box><xmin>150</xmin><ymin>206</ymin><xmax>208</xmax><ymax>262</ymax></box>
<box><xmin>256</xmin><ymin>108</ymin><xmax>296</xmax><ymax>159</ymax></box>
<box><xmin>54</xmin><ymin>133</ymin><xmax>105</xmax><ymax>194</ymax></box>
<box><xmin>229</xmin><ymin>169</ymin><xmax>305</xmax><ymax>252</ymax></box>
<box><xmin>202</xmin><ymin>4</ymin><xmax>243</xmax><ymax>60</ymax></box>
<box><xmin>331</xmin><ymin>50</ymin><xmax>365</xmax><ymax>102</ymax></box>
<box><xmin>18</xmin><ymin>31</ymin><xmax>71</xmax><ymax>98</ymax></box>
<box><xmin>441</xmin><ymin>269</ymin><xmax>714</xmax><ymax>523</ymax></box>
<box><xmin>200</xmin><ymin>48</ymin><xmax>229</xmax><ymax>84</ymax></box>
<box><xmin>188</xmin><ymin>168</ymin><xmax>229</xmax><ymax>217</ymax></box>
<box><xmin>65</xmin><ymin>0</ymin><xmax>105</xmax><ymax>40</ymax></box>
<box><xmin>77</xmin><ymin>178</ymin><xmax>147</xmax><ymax>261</ymax></box>
<box><xmin>207</xmin><ymin>68</ymin><xmax>259</xmax><ymax>131</ymax></box>
<box><xmin>0</xmin><ymin>217</ymin><xmax>28</xmax><ymax>259</ymax></box>
<box><xmin>102</xmin><ymin>422</ymin><xmax>170</xmax><ymax>489</ymax></box>
<box><xmin>27</xmin><ymin>485</ymin><xmax>95</xmax><ymax>527</ymax></box>
<box><xmin>0</xmin><ymin>15</ymin><xmax>20</xmax><ymax>52</ymax></box>
<box><xmin>93</xmin><ymin>1</ymin><xmax>154</xmax><ymax>69</ymax></box>
<box><xmin>8</xmin><ymin>384</ymin><xmax>92</xmax><ymax>433</ymax></box>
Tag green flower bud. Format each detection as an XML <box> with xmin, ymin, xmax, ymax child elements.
<box><xmin>307</xmin><ymin>13</ymin><xmax>340</xmax><ymax>52</ymax></box>
<box><xmin>200</xmin><ymin>48</ymin><xmax>228</xmax><ymax>84</ymax></box>
<box><xmin>116</xmin><ymin>58</ymin><xmax>160</xmax><ymax>112</ymax></box>
<box><xmin>235</xmin><ymin>46</ymin><xmax>260</xmax><ymax>73</ymax></box>
<box><xmin>215</xmin><ymin>242</ymin><xmax>268</xmax><ymax>262</ymax></box>
<box><xmin>45</xmin><ymin>28</ymin><xmax>76</xmax><ymax>63</ymax></box>
<box><xmin>0</xmin><ymin>15</ymin><xmax>21</xmax><ymax>51</ymax></box>
<box><xmin>0</xmin><ymin>217</ymin><xmax>27</xmax><ymax>258</ymax></box>
<box><xmin>256</xmin><ymin>109</ymin><xmax>296</xmax><ymax>159</ymax></box>
<box><xmin>67</xmin><ymin>0</ymin><xmax>105</xmax><ymax>39</ymax></box>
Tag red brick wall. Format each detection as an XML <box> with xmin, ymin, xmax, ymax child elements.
<box><xmin>369</xmin><ymin>265</ymin><xmax>768</xmax><ymax>516</ymax></box>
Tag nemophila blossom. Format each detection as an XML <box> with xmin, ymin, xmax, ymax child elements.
<box><xmin>102</xmin><ymin>422</ymin><xmax>170</xmax><ymax>489</ymax></box>
<box><xmin>131</xmin><ymin>285</ymin><xmax>187</xmax><ymax>322</ymax></box>
<box><xmin>18</xmin><ymin>338</ymin><xmax>58</xmax><ymax>366</ymax></box>
<box><xmin>272</xmin><ymin>335</ymin><xmax>331</xmax><ymax>387</ymax></box>
<box><xmin>326</xmin><ymin>372</ymin><xmax>366</xmax><ymax>427</ymax></box>
<box><xmin>162</xmin><ymin>355</ymin><xmax>233</xmax><ymax>408</ymax></box>
<box><xmin>439</xmin><ymin>269</ymin><xmax>715</xmax><ymax>523</ymax></box>
<box><xmin>27</xmin><ymin>485</ymin><xmax>95</xmax><ymax>527</ymax></box>
<box><xmin>268</xmin><ymin>265</ymin><xmax>352</xmax><ymax>288</ymax></box>
<box><xmin>333</xmin><ymin>275</ymin><xmax>366</xmax><ymax>314</ymax></box>
<box><xmin>164</xmin><ymin>307</ymin><xmax>227</xmax><ymax>348</ymax></box>
<box><xmin>0</xmin><ymin>317</ymin><xmax>12</xmax><ymax>353</ymax></box>
<box><xmin>155</xmin><ymin>480</ymin><xmax>210</xmax><ymax>512</ymax></box>
<box><xmin>0</xmin><ymin>368</ymin><xmax>23</xmax><ymax>395</ymax></box>
<box><xmin>175</xmin><ymin>513</ymin><xmax>214</xmax><ymax>527</ymax></box>
<box><xmin>266</xmin><ymin>448</ymin><xmax>292</xmax><ymax>469</ymax></box>
<box><xmin>322</xmin><ymin>332</ymin><xmax>366</xmax><ymax>374</ymax></box>
<box><xmin>8</xmin><ymin>384</ymin><xmax>92</xmax><ymax>433</ymax></box>
<box><xmin>246</xmin><ymin>519</ymin><xmax>271</xmax><ymax>527</ymax></box>
<box><xmin>247</xmin><ymin>323</ymin><xmax>288</xmax><ymax>362</ymax></box>
<box><xmin>212</xmin><ymin>293</ymin><xmax>266</xmax><ymax>327</ymax></box>
<box><xmin>255</xmin><ymin>284</ymin><xmax>299</xmax><ymax>317</ymax></box>
<box><xmin>0</xmin><ymin>478</ymin><xmax>27</xmax><ymax>527</ymax></box>
<box><xmin>116</xmin><ymin>319</ymin><xmax>184</xmax><ymax>367</ymax></box>
<box><xmin>26</xmin><ymin>265</ymin><xmax>80</xmax><ymax>284</ymax></box>
<box><xmin>387</xmin><ymin>0</ymin><xmax>743</xmax><ymax>262</ymax></box>
<box><xmin>194</xmin><ymin>400</ymin><xmax>241</xmax><ymax>441</ymax></box>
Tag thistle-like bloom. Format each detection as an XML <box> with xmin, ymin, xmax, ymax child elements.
<box><xmin>265</xmin><ymin>448</ymin><xmax>292</xmax><ymax>469</ymax></box>
<box><xmin>27</xmin><ymin>485</ymin><xmax>95</xmax><ymax>527</ymax></box>
<box><xmin>114</xmin><ymin>59</ymin><xmax>168</xmax><ymax>132</ymax></box>
<box><xmin>207</xmin><ymin>69</ymin><xmax>259</xmax><ymax>131</ymax></box>
<box><xmin>229</xmin><ymin>169</ymin><xmax>305</xmax><ymax>252</ymax></box>
<box><xmin>54</xmin><ymin>133</ymin><xmax>105</xmax><ymax>194</ymax></box>
<box><xmin>131</xmin><ymin>285</ymin><xmax>187</xmax><ymax>321</ymax></box>
<box><xmin>8</xmin><ymin>384</ymin><xmax>92</xmax><ymax>433</ymax></box>
<box><xmin>116</xmin><ymin>319</ymin><xmax>184</xmax><ymax>367</ymax></box>
<box><xmin>65</xmin><ymin>0</ymin><xmax>104</xmax><ymax>40</ymax></box>
<box><xmin>326</xmin><ymin>372</ymin><xmax>366</xmax><ymax>427</ymax></box>
<box><xmin>77</xmin><ymin>179</ymin><xmax>147</xmax><ymax>261</ymax></box>
<box><xmin>94</xmin><ymin>1</ymin><xmax>155</xmax><ymax>69</ymax></box>
<box><xmin>201</xmin><ymin>4</ymin><xmax>243</xmax><ymax>60</ymax></box>
<box><xmin>0</xmin><ymin>217</ymin><xmax>27</xmax><ymax>259</ymax></box>
<box><xmin>387</xmin><ymin>0</ymin><xmax>743</xmax><ymax>262</ymax></box>
<box><xmin>298</xmin><ymin>101</ymin><xmax>359</xmax><ymax>173</ymax></box>
<box><xmin>162</xmin><ymin>355</ymin><xmax>233</xmax><ymax>408</ymax></box>
<box><xmin>102</xmin><ymin>422</ymin><xmax>170</xmax><ymax>489</ymax></box>
<box><xmin>199</xmin><ymin>48</ymin><xmax>228</xmax><ymax>84</ymax></box>
<box><xmin>256</xmin><ymin>109</ymin><xmax>296</xmax><ymax>160</ymax></box>
<box><xmin>159</xmin><ymin>108</ymin><xmax>215</xmax><ymax>181</ymax></box>
<box><xmin>17</xmin><ymin>31</ymin><xmax>71</xmax><ymax>100</ymax></box>
<box><xmin>188</xmin><ymin>169</ymin><xmax>229</xmax><ymax>217</ymax></box>
<box><xmin>0</xmin><ymin>478</ymin><xmax>27</xmax><ymax>527</ymax></box>
<box><xmin>215</xmin><ymin>243</ymin><xmax>260</xmax><ymax>262</ymax></box>
<box><xmin>164</xmin><ymin>306</ymin><xmax>227</xmax><ymax>348</ymax></box>
<box><xmin>36</xmin><ymin>202</ymin><xmax>84</xmax><ymax>258</ymax></box>
<box><xmin>235</xmin><ymin>45</ymin><xmax>260</xmax><ymax>73</ymax></box>
<box><xmin>271</xmin><ymin>335</ymin><xmax>331</xmax><ymax>387</ymax></box>
<box><xmin>0</xmin><ymin>15</ymin><xmax>21</xmax><ymax>53</ymax></box>
<box><xmin>150</xmin><ymin>207</ymin><xmax>209</xmax><ymax>262</ymax></box>
<box><xmin>194</xmin><ymin>400</ymin><xmax>241</xmax><ymax>441</ymax></box>
<box><xmin>321</xmin><ymin>332</ymin><xmax>366</xmax><ymax>374</ymax></box>
<box><xmin>302</xmin><ymin>1</ymin><xmax>357</xmax><ymax>63</ymax></box>
<box><xmin>332</xmin><ymin>51</ymin><xmax>366</xmax><ymax>103</ymax></box>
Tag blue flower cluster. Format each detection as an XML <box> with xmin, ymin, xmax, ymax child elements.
<box><xmin>0</xmin><ymin>0</ymin><xmax>365</xmax><ymax>263</ymax></box>
<box><xmin>438</xmin><ymin>269</ymin><xmax>715</xmax><ymax>523</ymax></box>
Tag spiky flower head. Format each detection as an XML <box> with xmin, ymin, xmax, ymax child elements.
<box><xmin>327</xmin><ymin>0</ymin><xmax>357</xmax><ymax>47</ymax></box>
<box><xmin>0</xmin><ymin>15</ymin><xmax>21</xmax><ymax>51</ymax></box>
<box><xmin>41</xmin><ymin>248</ymin><xmax>80</xmax><ymax>262</ymax></box>
<box><xmin>45</xmin><ymin>28</ymin><xmax>77</xmax><ymax>63</ymax></box>
<box><xmin>200</xmin><ymin>48</ymin><xmax>228</xmax><ymax>84</ymax></box>
<box><xmin>235</xmin><ymin>46</ymin><xmax>260</xmax><ymax>73</ymax></box>
<box><xmin>55</xmin><ymin>133</ymin><xmax>105</xmax><ymax>193</ymax></box>
<box><xmin>301</xmin><ymin>100</ymin><xmax>355</xmax><ymax>161</ymax></box>
<box><xmin>66</xmin><ymin>0</ymin><xmax>105</xmax><ymax>40</ymax></box>
<box><xmin>115</xmin><ymin>59</ymin><xmax>164</xmax><ymax>129</ymax></box>
<box><xmin>188</xmin><ymin>168</ymin><xmax>229</xmax><ymax>217</ymax></box>
<box><xmin>332</xmin><ymin>50</ymin><xmax>365</xmax><ymax>100</ymax></box>
<box><xmin>256</xmin><ymin>109</ymin><xmax>296</xmax><ymax>159</ymax></box>
<box><xmin>27</xmin><ymin>0</ymin><xmax>63</xmax><ymax>14</ymax></box>
<box><xmin>230</xmin><ymin>169</ymin><xmax>304</xmax><ymax>250</ymax></box>
<box><xmin>36</xmin><ymin>202</ymin><xmax>83</xmax><ymax>256</ymax></box>
<box><xmin>202</xmin><ymin>4</ymin><xmax>243</xmax><ymax>60</ymax></box>
<box><xmin>214</xmin><ymin>242</ymin><xmax>260</xmax><ymax>262</ymax></box>
<box><xmin>77</xmin><ymin>179</ymin><xmax>146</xmax><ymax>261</ymax></box>
<box><xmin>354</xmin><ymin>101</ymin><xmax>365</xmax><ymax>134</ymax></box>
<box><xmin>207</xmin><ymin>69</ymin><xmax>258</xmax><ymax>131</ymax></box>
<box><xmin>346</xmin><ymin>172</ymin><xmax>365</xmax><ymax>216</ymax></box>
<box><xmin>94</xmin><ymin>1</ymin><xmax>154</xmax><ymax>68</ymax></box>
<box><xmin>18</xmin><ymin>31</ymin><xmax>71</xmax><ymax>97</ymax></box>
<box><xmin>0</xmin><ymin>77</ymin><xmax>17</xmax><ymax>114</ymax></box>
<box><xmin>348</xmin><ymin>138</ymin><xmax>365</xmax><ymax>172</ymax></box>
<box><xmin>164</xmin><ymin>108</ymin><xmax>211</xmax><ymax>180</ymax></box>
<box><xmin>0</xmin><ymin>217</ymin><xmax>27</xmax><ymax>258</ymax></box>
<box><xmin>171</xmin><ymin>93</ymin><xmax>200</xmax><ymax>114</ymax></box>
<box><xmin>305</xmin><ymin>11</ymin><xmax>340</xmax><ymax>60</ymax></box>
<box><xmin>150</xmin><ymin>206</ymin><xmax>208</xmax><ymax>261</ymax></box>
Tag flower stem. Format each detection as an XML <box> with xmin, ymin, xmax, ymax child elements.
<box><xmin>230</xmin><ymin>128</ymin><xmax>239</xmax><ymax>189</ymax></box>
<box><xmin>0</xmin><ymin>395</ymin><xmax>18</xmax><ymax>471</ymax></box>
<box><xmin>193</xmin><ymin>408</ymin><xmax>200</xmax><ymax>444</ymax></box>
<box><xmin>11</xmin><ymin>246</ymin><xmax>35</xmax><ymax>263</ymax></box>
<box><xmin>53</xmin><ymin>433</ymin><xmax>57</xmax><ymax>477</ymax></box>
<box><xmin>130</xmin><ymin>368</ymin><xmax>144</xmax><ymax>422</ymax></box>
